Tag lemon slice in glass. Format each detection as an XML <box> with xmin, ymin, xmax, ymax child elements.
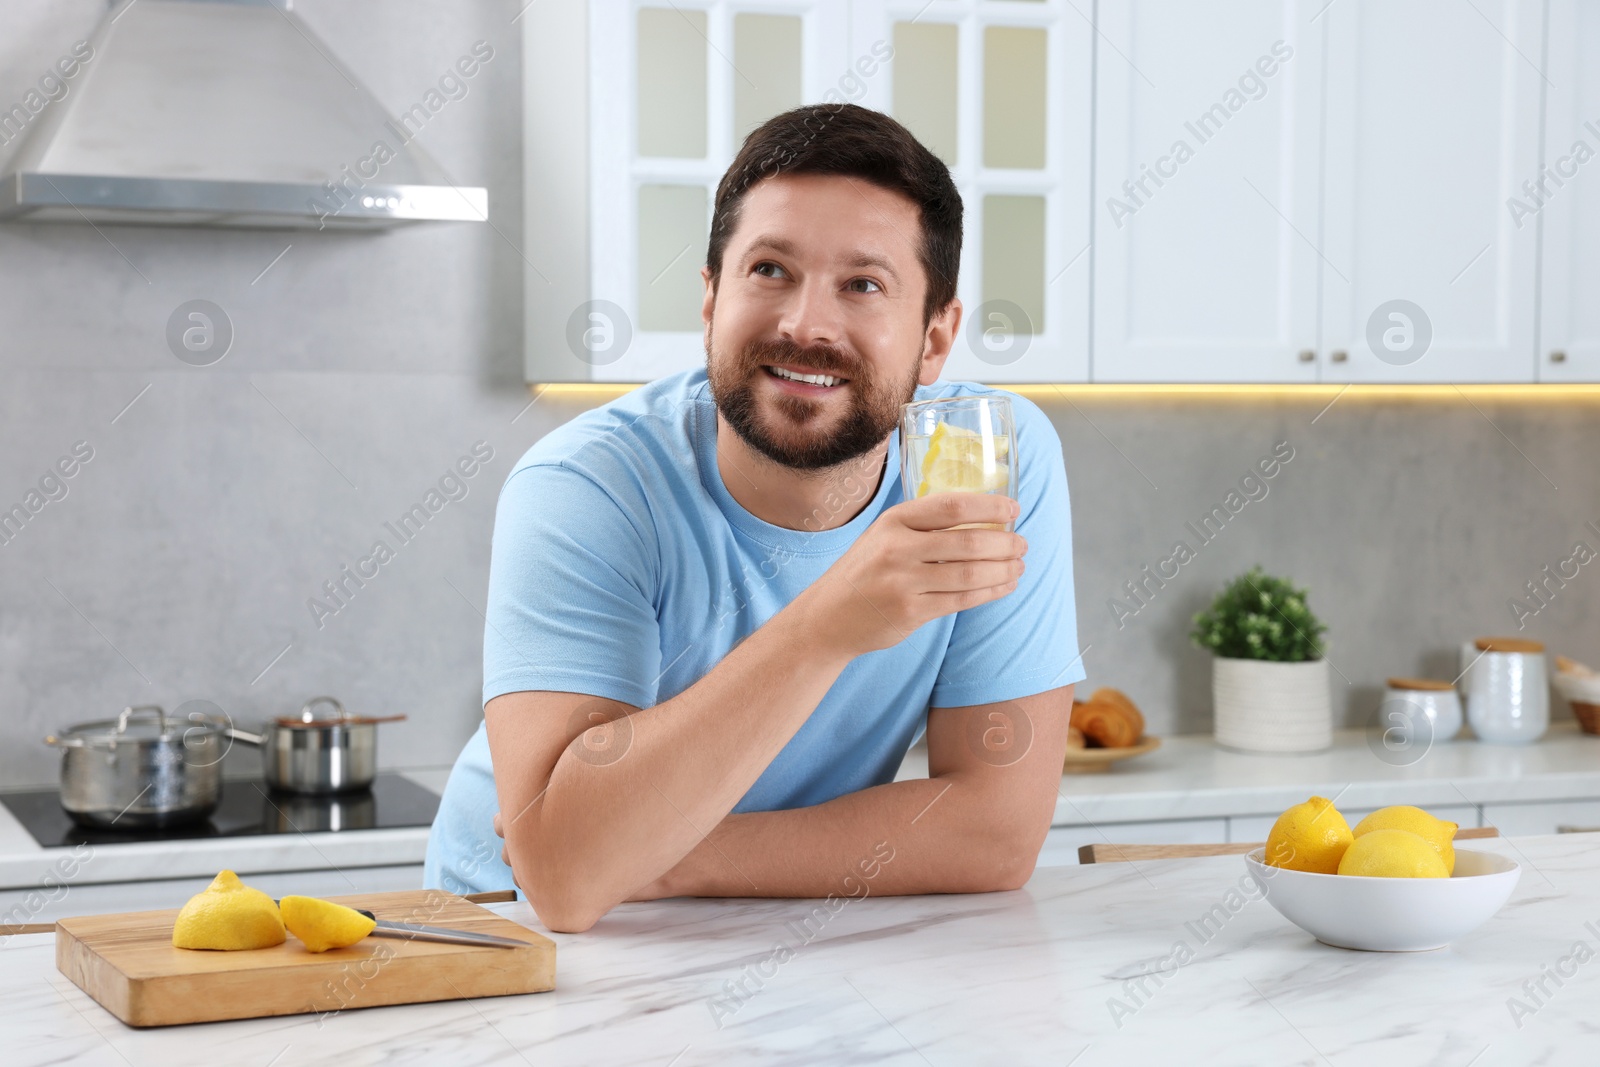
<box><xmin>917</xmin><ymin>422</ymin><xmax>1010</xmax><ymax>496</ymax></box>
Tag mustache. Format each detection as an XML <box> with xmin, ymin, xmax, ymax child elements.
<box><xmin>743</xmin><ymin>338</ymin><xmax>860</xmax><ymax>379</ymax></box>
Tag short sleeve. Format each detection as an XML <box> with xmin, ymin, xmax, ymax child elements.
<box><xmin>928</xmin><ymin>396</ymin><xmax>1086</xmax><ymax>708</ymax></box>
<box><xmin>481</xmin><ymin>463</ymin><xmax>662</xmax><ymax>709</ymax></box>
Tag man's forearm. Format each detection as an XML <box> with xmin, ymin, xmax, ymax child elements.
<box><xmin>505</xmin><ymin>492</ymin><xmax>1030</xmax><ymax>931</ymax></box>
<box><xmin>512</xmin><ymin>587</ymin><xmax>855</xmax><ymax>929</ymax></box>
<box><xmin>645</xmin><ymin>775</ymin><xmax>1031</xmax><ymax>900</ymax></box>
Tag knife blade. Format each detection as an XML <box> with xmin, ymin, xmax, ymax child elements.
<box><xmin>352</xmin><ymin>911</ymin><xmax>531</xmax><ymax>949</ymax></box>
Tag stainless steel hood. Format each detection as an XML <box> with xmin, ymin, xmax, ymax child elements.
<box><xmin>0</xmin><ymin>0</ymin><xmax>487</xmax><ymax>229</ymax></box>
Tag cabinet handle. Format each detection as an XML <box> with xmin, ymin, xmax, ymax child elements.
<box><xmin>1330</xmin><ymin>350</ymin><xmax>1348</xmax><ymax>363</ymax></box>
<box><xmin>1297</xmin><ymin>349</ymin><xmax>1315</xmax><ymax>363</ymax></box>
<box><xmin>1550</xmin><ymin>350</ymin><xmax>1568</xmax><ymax>363</ymax></box>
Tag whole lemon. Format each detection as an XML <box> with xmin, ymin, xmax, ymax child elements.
<box><xmin>172</xmin><ymin>870</ymin><xmax>286</xmax><ymax>950</ymax></box>
<box><xmin>280</xmin><ymin>895</ymin><xmax>377</xmax><ymax>953</ymax></box>
<box><xmin>1264</xmin><ymin>796</ymin><xmax>1354</xmax><ymax>874</ymax></box>
<box><xmin>1336</xmin><ymin>828</ymin><xmax>1450</xmax><ymax>878</ymax></box>
<box><xmin>1352</xmin><ymin>805</ymin><xmax>1458</xmax><ymax>874</ymax></box>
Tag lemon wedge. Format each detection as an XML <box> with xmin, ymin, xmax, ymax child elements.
<box><xmin>172</xmin><ymin>870</ymin><xmax>286</xmax><ymax>951</ymax></box>
<box><xmin>280</xmin><ymin>895</ymin><xmax>378</xmax><ymax>952</ymax></box>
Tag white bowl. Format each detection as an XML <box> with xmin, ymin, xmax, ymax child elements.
<box><xmin>1244</xmin><ymin>847</ymin><xmax>1520</xmax><ymax>951</ymax></box>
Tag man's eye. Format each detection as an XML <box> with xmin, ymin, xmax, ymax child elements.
<box><xmin>754</xmin><ymin>262</ymin><xmax>786</xmax><ymax>279</ymax></box>
<box><xmin>848</xmin><ymin>278</ymin><xmax>882</xmax><ymax>294</ymax></box>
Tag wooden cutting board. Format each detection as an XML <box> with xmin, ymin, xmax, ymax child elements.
<box><xmin>56</xmin><ymin>889</ymin><xmax>556</xmax><ymax>1028</ymax></box>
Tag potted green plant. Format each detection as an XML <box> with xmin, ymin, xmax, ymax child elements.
<box><xmin>1192</xmin><ymin>566</ymin><xmax>1332</xmax><ymax>753</ymax></box>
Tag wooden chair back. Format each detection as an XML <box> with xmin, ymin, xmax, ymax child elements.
<box><xmin>1078</xmin><ymin>825</ymin><xmax>1500</xmax><ymax>865</ymax></box>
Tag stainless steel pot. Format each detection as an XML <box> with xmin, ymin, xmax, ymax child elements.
<box><xmin>44</xmin><ymin>705</ymin><xmax>227</xmax><ymax>829</ymax></box>
<box><xmin>227</xmin><ymin>696</ymin><xmax>403</xmax><ymax>795</ymax></box>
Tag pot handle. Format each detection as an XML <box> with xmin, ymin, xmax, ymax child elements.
<box><xmin>299</xmin><ymin>695</ymin><xmax>348</xmax><ymax>723</ymax></box>
<box><xmin>118</xmin><ymin>705</ymin><xmax>169</xmax><ymax>735</ymax></box>
<box><xmin>225</xmin><ymin>727</ymin><xmax>266</xmax><ymax>746</ymax></box>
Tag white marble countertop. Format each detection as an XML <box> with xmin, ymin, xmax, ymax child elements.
<box><xmin>5</xmin><ymin>832</ymin><xmax>1595</xmax><ymax>1066</ymax></box>
<box><xmin>0</xmin><ymin>768</ymin><xmax>451</xmax><ymax>891</ymax></box>
<box><xmin>904</xmin><ymin>722</ymin><xmax>1600</xmax><ymax>826</ymax></box>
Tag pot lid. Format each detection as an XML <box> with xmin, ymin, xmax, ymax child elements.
<box><xmin>55</xmin><ymin>704</ymin><xmax>224</xmax><ymax>745</ymax></box>
<box><xmin>269</xmin><ymin>695</ymin><xmax>406</xmax><ymax>728</ymax></box>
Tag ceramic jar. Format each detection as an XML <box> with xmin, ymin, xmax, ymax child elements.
<box><xmin>1463</xmin><ymin>637</ymin><xmax>1548</xmax><ymax>744</ymax></box>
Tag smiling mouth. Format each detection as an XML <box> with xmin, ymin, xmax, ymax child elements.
<box><xmin>763</xmin><ymin>365</ymin><xmax>849</xmax><ymax>388</ymax></box>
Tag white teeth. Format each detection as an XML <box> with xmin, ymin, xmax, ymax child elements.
<box><xmin>770</xmin><ymin>366</ymin><xmax>841</xmax><ymax>387</ymax></box>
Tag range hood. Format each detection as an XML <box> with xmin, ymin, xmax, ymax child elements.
<box><xmin>0</xmin><ymin>0</ymin><xmax>486</xmax><ymax>229</ymax></box>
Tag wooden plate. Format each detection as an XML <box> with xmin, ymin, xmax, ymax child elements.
<box><xmin>1062</xmin><ymin>735</ymin><xmax>1161</xmax><ymax>773</ymax></box>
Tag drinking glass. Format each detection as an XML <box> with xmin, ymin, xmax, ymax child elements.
<box><xmin>899</xmin><ymin>395</ymin><xmax>1017</xmax><ymax>532</ymax></box>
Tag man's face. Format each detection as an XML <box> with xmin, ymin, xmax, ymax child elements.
<box><xmin>702</xmin><ymin>173</ymin><xmax>955</xmax><ymax>471</ymax></box>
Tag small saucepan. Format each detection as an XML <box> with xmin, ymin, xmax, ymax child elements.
<box><xmin>227</xmin><ymin>696</ymin><xmax>405</xmax><ymax>795</ymax></box>
<box><xmin>45</xmin><ymin>705</ymin><xmax>227</xmax><ymax>829</ymax></box>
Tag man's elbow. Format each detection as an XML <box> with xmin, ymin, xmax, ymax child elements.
<box><xmin>534</xmin><ymin>899</ymin><xmax>602</xmax><ymax>933</ymax></box>
<box><xmin>982</xmin><ymin>828</ymin><xmax>1044</xmax><ymax>892</ymax></box>
<box><xmin>528</xmin><ymin>881</ymin><xmax>607</xmax><ymax>932</ymax></box>
<box><xmin>990</xmin><ymin>856</ymin><xmax>1034</xmax><ymax>892</ymax></box>
<box><xmin>520</xmin><ymin>864</ymin><xmax>610</xmax><ymax>933</ymax></box>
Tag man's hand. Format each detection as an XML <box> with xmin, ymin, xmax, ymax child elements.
<box><xmin>797</xmin><ymin>492</ymin><xmax>1026</xmax><ymax>658</ymax></box>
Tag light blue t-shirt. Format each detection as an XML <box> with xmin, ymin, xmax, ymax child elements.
<box><xmin>423</xmin><ymin>367</ymin><xmax>1084</xmax><ymax>897</ymax></box>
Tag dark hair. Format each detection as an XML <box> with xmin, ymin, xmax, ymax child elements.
<box><xmin>706</xmin><ymin>104</ymin><xmax>963</xmax><ymax>329</ymax></box>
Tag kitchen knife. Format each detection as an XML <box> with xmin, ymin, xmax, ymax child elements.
<box><xmin>352</xmin><ymin>911</ymin><xmax>531</xmax><ymax>949</ymax></box>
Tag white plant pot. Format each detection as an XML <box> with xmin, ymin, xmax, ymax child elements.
<box><xmin>1212</xmin><ymin>656</ymin><xmax>1332</xmax><ymax>754</ymax></box>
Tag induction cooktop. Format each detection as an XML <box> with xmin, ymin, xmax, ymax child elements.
<box><xmin>0</xmin><ymin>773</ymin><xmax>440</xmax><ymax>848</ymax></box>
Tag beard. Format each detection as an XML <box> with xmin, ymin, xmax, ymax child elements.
<box><xmin>705</xmin><ymin>323</ymin><xmax>923</xmax><ymax>472</ymax></box>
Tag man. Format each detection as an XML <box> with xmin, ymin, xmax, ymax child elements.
<box><xmin>424</xmin><ymin>104</ymin><xmax>1084</xmax><ymax>932</ymax></box>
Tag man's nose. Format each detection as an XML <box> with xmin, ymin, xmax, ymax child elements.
<box><xmin>776</xmin><ymin>277</ymin><xmax>844</xmax><ymax>350</ymax></box>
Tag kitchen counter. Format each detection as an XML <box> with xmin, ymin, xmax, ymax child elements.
<box><xmin>892</xmin><ymin>721</ymin><xmax>1600</xmax><ymax>827</ymax></box>
<box><xmin>0</xmin><ymin>768</ymin><xmax>451</xmax><ymax>892</ymax></box>
<box><xmin>5</xmin><ymin>831</ymin><xmax>1595</xmax><ymax>1065</ymax></box>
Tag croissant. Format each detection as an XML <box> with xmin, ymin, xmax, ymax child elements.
<box><xmin>1070</xmin><ymin>688</ymin><xmax>1145</xmax><ymax>748</ymax></box>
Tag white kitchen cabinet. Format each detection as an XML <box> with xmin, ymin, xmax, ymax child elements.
<box><xmin>531</xmin><ymin>1</ymin><xmax>1571</xmax><ymax>386</ymax></box>
<box><xmin>1095</xmin><ymin>0</ymin><xmax>1549</xmax><ymax>385</ymax></box>
<box><xmin>1034</xmin><ymin>818</ymin><xmax>1229</xmax><ymax>867</ymax></box>
<box><xmin>1319</xmin><ymin>0</ymin><xmax>1543</xmax><ymax>383</ymax></box>
<box><xmin>526</xmin><ymin>1</ymin><xmax>855</xmax><ymax>383</ymax></box>
<box><xmin>850</xmin><ymin>0</ymin><xmax>1094</xmax><ymax>383</ymax></box>
<box><xmin>1480</xmin><ymin>799</ymin><xmax>1600</xmax><ymax>836</ymax></box>
<box><xmin>1092</xmin><ymin>0</ymin><xmax>1324</xmax><ymax>383</ymax></box>
<box><xmin>1537</xmin><ymin>0</ymin><xmax>1600</xmax><ymax>383</ymax></box>
<box><xmin>528</xmin><ymin>0</ymin><xmax>1091</xmax><ymax>385</ymax></box>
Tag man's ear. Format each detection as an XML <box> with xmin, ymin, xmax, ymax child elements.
<box><xmin>917</xmin><ymin>297</ymin><xmax>962</xmax><ymax>385</ymax></box>
<box><xmin>700</xmin><ymin>266</ymin><xmax>717</xmax><ymax>350</ymax></box>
